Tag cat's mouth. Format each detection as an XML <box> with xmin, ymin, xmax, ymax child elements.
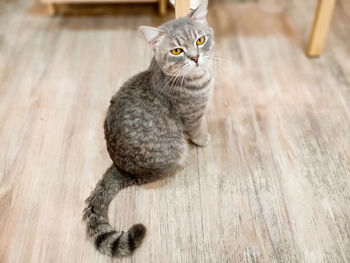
<box><xmin>187</xmin><ymin>63</ymin><xmax>207</xmax><ymax>75</ymax></box>
<box><xmin>164</xmin><ymin>61</ymin><xmax>208</xmax><ymax>78</ymax></box>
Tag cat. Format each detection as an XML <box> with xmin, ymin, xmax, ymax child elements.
<box><xmin>83</xmin><ymin>0</ymin><xmax>215</xmax><ymax>257</ymax></box>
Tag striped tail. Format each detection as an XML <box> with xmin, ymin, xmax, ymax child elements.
<box><xmin>83</xmin><ymin>164</ymin><xmax>146</xmax><ymax>257</ymax></box>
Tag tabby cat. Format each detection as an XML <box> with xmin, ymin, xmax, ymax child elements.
<box><xmin>83</xmin><ymin>0</ymin><xmax>215</xmax><ymax>257</ymax></box>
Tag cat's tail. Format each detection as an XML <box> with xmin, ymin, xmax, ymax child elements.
<box><xmin>83</xmin><ymin>164</ymin><xmax>146</xmax><ymax>257</ymax></box>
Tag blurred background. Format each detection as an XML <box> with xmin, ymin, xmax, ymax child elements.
<box><xmin>1</xmin><ymin>0</ymin><xmax>349</xmax><ymax>262</ymax></box>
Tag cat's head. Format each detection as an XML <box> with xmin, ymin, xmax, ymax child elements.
<box><xmin>139</xmin><ymin>0</ymin><xmax>214</xmax><ymax>77</ymax></box>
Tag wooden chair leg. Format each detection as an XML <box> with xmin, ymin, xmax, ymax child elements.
<box><xmin>175</xmin><ymin>0</ymin><xmax>190</xmax><ymax>18</ymax></box>
<box><xmin>307</xmin><ymin>0</ymin><xmax>336</xmax><ymax>57</ymax></box>
<box><xmin>158</xmin><ymin>0</ymin><xmax>167</xmax><ymax>16</ymax></box>
<box><xmin>48</xmin><ymin>3</ymin><xmax>58</xmax><ymax>15</ymax></box>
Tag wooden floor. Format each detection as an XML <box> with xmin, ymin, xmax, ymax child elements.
<box><xmin>1</xmin><ymin>0</ymin><xmax>350</xmax><ymax>262</ymax></box>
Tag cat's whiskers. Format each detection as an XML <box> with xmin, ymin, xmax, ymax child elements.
<box><xmin>168</xmin><ymin>64</ymin><xmax>191</xmax><ymax>95</ymax></box>
<box><xmin>179</xmin><ymin>65</ymin><xmax>192</xmax><ymax>96</ymax></box>
<box><xmin>162</xmin><ymin>71</ymin><xmax>181</xmax><ymax>90</ymax></box>
<box><xmin>176</xmin><ymin>64</ymin><xmax>191</xmax><ymax>91</ymax></box>
<box><xmin>160</xmin><ymin>65</ymin><xmax>186</xmax><ymax>94</ymax></box>
<box><xmin>167</xmin><ymin>67</ymin><xmax>186</xmax><ymax>94</ymax></box>
<box><xmin>201</xmin><ymin>54</ymin><xmax>224</xmax><ymax>73</ymax></box>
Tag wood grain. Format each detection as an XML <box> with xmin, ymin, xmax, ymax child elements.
<box><xmin>0</xmin><ymin>0</ymin><xmax>350</xmax><ymax>262</ymax></box>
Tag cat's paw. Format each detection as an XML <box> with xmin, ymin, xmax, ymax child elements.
<box><xmin>191</xmin><ymin>133</ymin><xmax>211</xmax><ymax>147</ymax></box>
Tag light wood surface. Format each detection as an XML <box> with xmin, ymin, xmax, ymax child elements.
<box><xmin>1</xmin><ymin>0</ymin><xmax>350</xmax><ymax>262</ymax></box>
<box><xmin>175</xmin><ymin>0</ymin><xmax>190</xmax><ymax>18</ymax></box>
<box><xmin>307</xmin><ymin>0</ymin><xmax>336</xmax><ymax>57</ymax></box>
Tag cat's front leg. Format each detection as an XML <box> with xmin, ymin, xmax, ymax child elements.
<box><xmin>188</xmin><ymin>119</ymin><xmax>211</xmax><ymax>147</ymax></box>
<box><xmin>191</xmin><ymin>131</ymin><xmax>211</xmax><ymax>147</ymax></box>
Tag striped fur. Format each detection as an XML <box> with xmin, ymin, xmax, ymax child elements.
<box><xmin>83</xmin><ymin>165</ymin><xmax>146</xmax><ymax>257</ymax></box>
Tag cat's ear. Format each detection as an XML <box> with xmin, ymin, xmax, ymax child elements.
<box><xmin>139</xmin><ymin>26</ymin><xmax>165</xmax><ymax>47</ymax></box>
<box><xmin>189</xmin><ymin>0</ymin><xmax>208</xmax><ymax>24</ymax></box>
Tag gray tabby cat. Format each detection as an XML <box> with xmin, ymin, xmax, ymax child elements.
<box><xmin>83</xmin><ymin>0</ymin><xmax>215</xmax><ymax>257</ymax></box>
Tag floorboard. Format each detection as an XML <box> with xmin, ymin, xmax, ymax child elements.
<box><xmin>0</xmin><ymin>0</ymin><xmax>349</xmax><ymax>262</ymax></box>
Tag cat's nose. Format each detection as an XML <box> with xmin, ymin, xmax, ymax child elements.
<box><xmin>191</xmin><ymin>55</ymin><xmax>199</xmax><ymax>63</ymax></box>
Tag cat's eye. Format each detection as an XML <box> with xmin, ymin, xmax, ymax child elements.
<box><xmin>170</xmin><ymin>48</ymin><xmax>183</xmax><ymax>55</ymax></box>
<box><xmin>196</xmin><ymin>36</ymin><xmax>205</xmax><ymax>46</ymax></box>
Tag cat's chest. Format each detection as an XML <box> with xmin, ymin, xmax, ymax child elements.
<box><xmin>178</xmin><ymin>92</ymin><xmax>210</xmax><ymax>113</ymax></box>
<box><xmin>174</xmin><ymin>78</ymin><xmax>214</xmax><ymax>124</ymax></box>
